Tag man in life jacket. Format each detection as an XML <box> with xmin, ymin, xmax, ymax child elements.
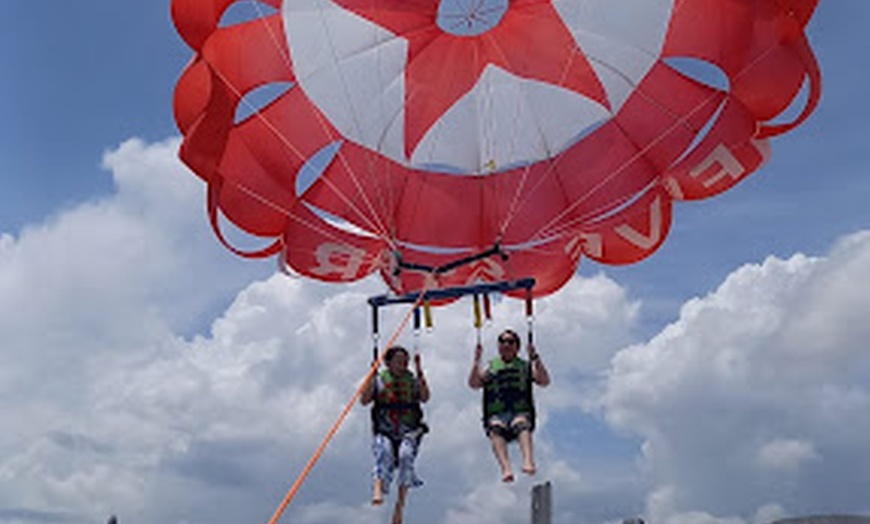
<box><xmin>361</xmin><ymin>345</ymin><xmax>430</xmax><ymax>524</ymax></box>
<box><xmin>468</xmin><ymin>329</ymin><xmax>550</xmax><ymax>482</ymax></box>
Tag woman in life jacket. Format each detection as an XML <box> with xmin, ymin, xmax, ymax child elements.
<box><xmin>468</xmin><ymin>329</ymin><xmax>550</xmax><ymax>483</ymax></box>
<box><xmin>360</xmin><ymin>345</ymin><xmax>430</xmax><ymax>524</ymax></box>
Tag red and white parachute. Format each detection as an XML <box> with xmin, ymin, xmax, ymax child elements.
<box><xmin>172</xmin><ymin>0</ymin><xmax>820</xmax><ymax>298</ymax></box>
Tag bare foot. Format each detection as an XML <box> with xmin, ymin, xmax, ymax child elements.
<box><xmin>391</xmin><ymin>511</ymin><xmax>403</xmax><ymax>524</ymax></box>
<box><xmin>372</xmin><ymin>480</ymin><xmax>384</xmax><ymax>505</ymax></box>
<box><xmin>522</xmin><ymin>464</ymin><xmax>536</xmax><ymax>476</ymax></box>
<box><xmin>502</xmin><ymin>472</ymin><xmax>515</xmax><ymax>483</ymax></box>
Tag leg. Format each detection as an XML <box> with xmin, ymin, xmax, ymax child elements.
<box><xmin>391</xmin><ymin>485</ymin><xmax>408</xmax><ymax>524</ymax></box>
<box><xmin>395</xmin><ymin>436</ymin><xmax>424</xmax><ymax>489</ymax></box>
<box><xmin>517</xmin><ymin>429</ymin><xmax>536</xmax><ymax>475</ymax></box>
<box><xmin>511</xmin><ymin>415</ymin><xmax>536</xmax><ymax>475</ymax></box>
<box><xmin>488</xmin><ymin>431</ymin><xmax>514</xmax><ymax>482</ymax></box>
<box><xmin>372</xmin><ymin>479</ymin><xmax>385</xmax><ymax>506</ymax></box>
<box><xmin>371</xmin><ymin>435</ymin><xmax>395</xmax><ymax>505</ymax></box>
<box><xmin>392</xmin><ymin>436</ymin><xmax>422</xmax><ymax>524</ymax></box>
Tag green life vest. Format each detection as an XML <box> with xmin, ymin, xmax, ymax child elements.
<box><xmin>482</xmin><ymin>356</ymin><xmax>535</xmax><ymax>426</ymax></box>
<box><xmin>372</xmin><ymin>369</ymin><xmax>424</xmax><ymax>437</ymax></box>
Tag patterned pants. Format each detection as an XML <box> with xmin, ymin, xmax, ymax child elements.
<box><xmin>371</xmin><ymin>433</ymin><xmax>423</xmax><ymax>492</ymax></box>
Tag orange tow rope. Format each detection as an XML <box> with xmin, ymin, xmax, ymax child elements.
<box><xmin>266</xmin><ymin>287</ymin><xmax>430</xmax><ymax>524</ymax></box>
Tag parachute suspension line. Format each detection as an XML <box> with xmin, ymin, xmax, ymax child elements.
<box><xmin>478</xmin><ymin>34</ymin><xmax>495</xmax><ymax>173</ymax></box>
<box><xmin>204</xmin><ymin>179</ymin><xmax>283</xmax><ymax>259</ymax></box>
<box><xmin>484</xmin><ymin>33</ymin><xmax>565</xmax><ymax>240</ymax></box>
<box><xmin>207</xmin><ymin>177</ymin><xmax>345</xmax><ymax>261</ymax></box>
<box><xmin>524</xmin><ymin>27</ymin><xmax>817</xmax><ymax>246</ymax></box>
<box><xmin>486</xmin><ymin>37</ymin><xmax>729</xmax><ymax>246</ymax></box>
<box><xmin>245</xmin><ymin>0</ymin><xmax>291</xmax><ymax>65</ymax></box>
<box><xmin>201</xmin><ymin>65</ymin><xmax>400</xmax><ymax>258</ymax></box>
<box><xmin>731</xmin><ymin>36</ymin><xmax>820</xmax><ymax>138</ymax></box>
<box><xmin>309</xmin><ymin>3</ymin><xmax>398</xmax><ymax>244</ymax></box>
<box><xmin>304</xmin><ymin>0</ymin><xmax>387</xmax><ymax>230</ymax></box>
<box><xmin>491</xmin><ymin>86</ymin><xmax>574</xmax><ymax>240</ymax></box>
<box><xmin>370</xmin><ymin>16</ymin><xmax>401</xmax><ymax>239</ymax></box>
<box><xmin>225</xmin><ymin>182</ymin><xmax>379</xmax><ymax>261</ymax></box>
<box><xmin>491</xmin><ymin>45</ymin><xmax>660</xmax><ymax>243</ymax></box>
<box><xmin>492</xmin><ymin>112</ymin><xmax>579</xmax><ymax>241</ymax></box>
<box><xmin>478</xmin><ymin>33</ymin><xmax>527</xmax><ymax>176</ymax></box>
<box><xmin>523</xmin><ymin>84</ymin><xmax>729</xmax><ymax>246</ymax></box>
<box><xmin>496</xmin><ymin>162</ymin><xmax>536</xmax><ymax>239</ymax></box>
<box><xmin>209</xmin><ymin>9</ymin><xmax>399</xmax><ymax>251</ymax></box>
<box><xmin>267</xmin><ymin>285</ymin><xmax>432</xmax><ymax>524</ymax></box>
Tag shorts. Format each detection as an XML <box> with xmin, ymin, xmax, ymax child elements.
<box><xmin>484</xmin><ymin>411</ymin><xmax>533</xmax><ymax>442</ymax></box>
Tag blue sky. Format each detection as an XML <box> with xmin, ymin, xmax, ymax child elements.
<box><xmin>0</xmin><ymin>2</ymin><xmax>187</xmax><ymax>229</ymax></box>
<box><xmin>1</xmin><ymin>3</ymin><xmax>869</xmax><ymax>524</ymax></box>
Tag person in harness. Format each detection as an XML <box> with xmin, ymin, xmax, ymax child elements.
<box><xmin>361</xmin><ymin>345</ymin><xmax>430</xmax><ymax>524</ymax></box>
<box><xmin>468</xmin><ymin>329</ymin><xmax>550</xmax><ymax>482</ymax></box>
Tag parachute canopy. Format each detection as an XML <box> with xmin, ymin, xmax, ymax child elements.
<box><xmin>172</xmin><ymin>0</ymin><xmax>821</xmax><ymax>297</ymax></box>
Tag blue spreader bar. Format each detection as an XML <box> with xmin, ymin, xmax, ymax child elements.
<box><xmin>367</xmin><ymin>278</ymin><xmax>535</xmax><ymax>308</ymax></box>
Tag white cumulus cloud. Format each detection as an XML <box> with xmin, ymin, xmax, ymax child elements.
<box><xmin>601</xmin><ymin>233</ymin><xmax>870</xmax><ymax>523</ymax></box>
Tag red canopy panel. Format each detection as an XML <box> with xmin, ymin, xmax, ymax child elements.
<box><xmin>173</xmin><ymin>0</ymin><xmax>821</xmax><ymax>298</ymax></box>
